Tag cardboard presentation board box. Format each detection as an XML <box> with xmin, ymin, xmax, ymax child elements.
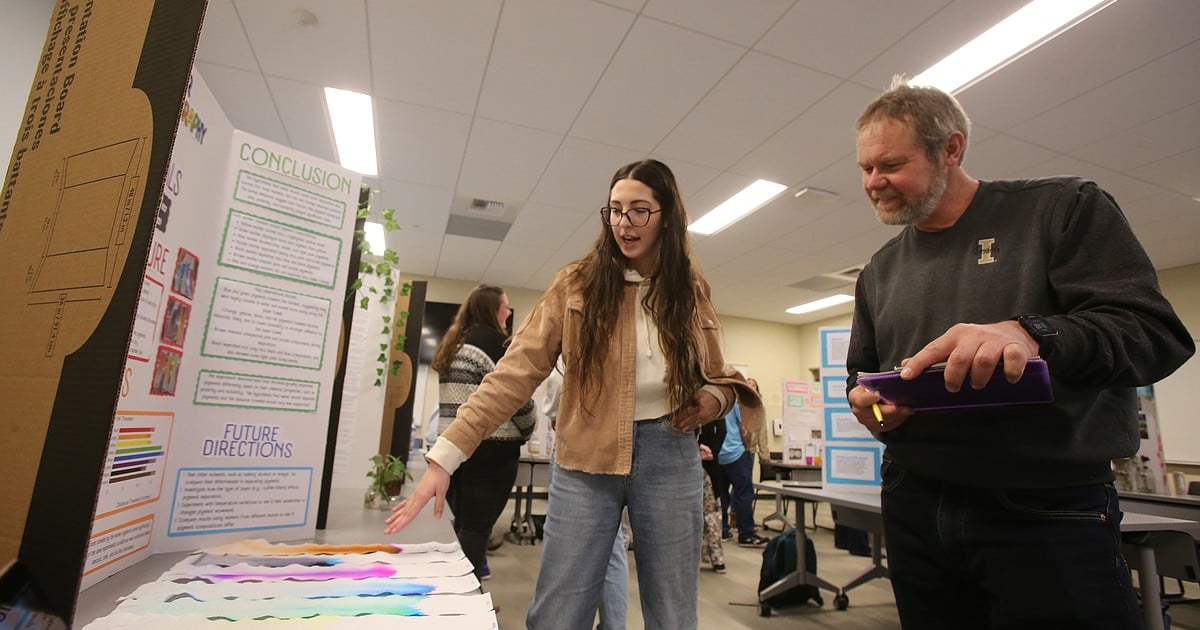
<box><xmin>0</xmin><ymin>0</ymin><xmax>206</xmax><ymax>619</ymax></box>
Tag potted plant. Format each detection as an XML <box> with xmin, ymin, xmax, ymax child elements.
<box><xmin>365</xmin><ymin>453</ymin><xmax>412</xmax><ymax>508</ymax></box>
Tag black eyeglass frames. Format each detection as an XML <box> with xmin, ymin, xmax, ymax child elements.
<box><xmin>600</xmin><ymin>206</ymin><xmax>661</xmax><ymax>227</ymax></box>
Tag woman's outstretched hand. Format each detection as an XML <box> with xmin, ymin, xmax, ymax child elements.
<box><xmin>384</xmin><ymin>459</ymin><xmax>450</xmax><ymax>534</ymax></box>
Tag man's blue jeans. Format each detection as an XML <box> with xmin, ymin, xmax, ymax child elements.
<box><xmin>881</xmin><ymin>457</ymin><xmax>1144</xmax><ymax>629</ymax></box>
<box><xmin>719</xmin><ymin>450</ymin><xmax>756</xmax><ymax>540</ymax></box>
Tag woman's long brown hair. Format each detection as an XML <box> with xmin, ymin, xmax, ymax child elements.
<box><xmin>570</xmin><ymin>159</ymin><xmax>705</xmax><ymax>413</ymax></box>
<box><xmin>431</xmin><ymin>284</ymin><xmax>507</xmax><ymax>373</ymax></box>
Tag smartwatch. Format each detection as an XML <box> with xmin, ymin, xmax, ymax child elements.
<box><xmin>1015</xmin><ymin>314</ymin><xmax>1057</xmax><ymax>358</ymax></box>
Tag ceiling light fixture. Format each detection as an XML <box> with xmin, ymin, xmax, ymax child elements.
<box><xmin>324</xmin><ymin>86</ymin><xmax>378</xmax><ymax>176</ymax></box>
<box><xmin>688</xmin><ymin>179</ymin><xmax>787</xmax><ymax>236</ymax></box>
<box><xmin>910</xmin><ymin>0</ymin><xmax>1116</xmax><ymax>94</ymax></box>
<box><xmin>786</xmin><ymin>294</ymin><xmax>854</xmax><ymax>315</ymax></box>
<box><xmin>364</xmin><ymin>221</ymin><xmax>386</xmax><ymax>255</ymax></box>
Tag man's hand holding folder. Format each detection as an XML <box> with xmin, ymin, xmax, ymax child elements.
<box><xmin>849</xmin><ymin>320</ymin><xmax>1047</xmax><ymax>433</ymax></box>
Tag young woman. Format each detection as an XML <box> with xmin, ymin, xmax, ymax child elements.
<box><xmin>431</xmin><ymin>283</ymin><xmax>535</xmax><ymax>581</ymax></box>
<box><xmin>387</xmin><ymin>159</ymin><xmax>762</xmax><ymax>629</ymax></box>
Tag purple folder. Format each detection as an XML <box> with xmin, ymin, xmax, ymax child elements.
<box><xmin>856</xmin><ymin>358</ymin><xmax>1053</xmax><ymax>413</ymax></box>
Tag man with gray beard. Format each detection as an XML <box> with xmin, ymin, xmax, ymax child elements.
<box><xmin>845</xmin><ymin>77</ymin><xmax>1193</xmax><ymax>629</ymax></box>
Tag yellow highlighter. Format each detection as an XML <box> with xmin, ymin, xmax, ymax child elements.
<box><xmin>872</xmin><ymin>402</ymin><xmax>885</xmax><ymax>426</ymax></box>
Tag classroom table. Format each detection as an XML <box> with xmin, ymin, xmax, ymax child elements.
<box><xmin>755</xmin><ymin>480</ymin><xmax>886</xmax><ymax>614</ymax></box>
<box><xmin>758</xmin><ymin>460</ymin><xmax>822</xmax><ymax>532</ymax></box>
<box><xmin>755</xmin><ymin>480</ymin><xmax>1200</xmax><ymax>630</ymax></box>
<box><xmin>507</xmin><ymin>455</ymin><xmax>550</xmax><ymax>545</ymax></box>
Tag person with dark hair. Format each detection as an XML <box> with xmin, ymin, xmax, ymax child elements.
<box><xmin>387</xmin><ymin>159</ymin><xmax>762</xmax><ymax>629</ymax></box>
<box><xmin>847</xmin><ymin>76</ymin><xmax>1194</xmax><ymax>628</ymax></box>
<box><xmin>431</xmin><ymin>283</ymin><xmax>536</xmax><ymax>582</ymax></box>
<box><xmin>718</xmin><ymin>377</ymin><xmax>769</xmax><ymax>547</ymax></box>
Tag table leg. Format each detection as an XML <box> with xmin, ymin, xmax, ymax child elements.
<box><xmin>1138</xmin><ymin>543</ymin><xmax>1164</xmax><ymax>630</ymax></box>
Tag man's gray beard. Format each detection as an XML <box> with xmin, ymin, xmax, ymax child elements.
<box><xmin>876</xmin><ymin>164</ymin><xmax>947</xmax><ymax>226</ymax></box>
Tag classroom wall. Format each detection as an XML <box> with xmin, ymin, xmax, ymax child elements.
<box><xmin>1155</xmin><ymin>263</ymin><xmax>1200</xmax><ymax>482</ymax></box>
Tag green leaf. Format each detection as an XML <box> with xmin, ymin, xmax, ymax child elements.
<box><xmin>382</xmin><ymin>208</ymin><xmax>395</xmax><ymax>221</ymax></box>
<box><xmin>349</xmin><ymin>278</ymin><xmax>362</xmax><ymax>292</ymax></box>
<box><xmin>384</xmin><ymin>275</ymin><xmax>395</xmax><ymax>286</ymax></box>
<box><xmin>381</xmin><ymin>325</ymin><xmax>390</xmax><ymax>335</ymax></box>
<box><xmin>394</xmin><ymin>334</ymin><xmax>407</xmax><ymax>347</ymax></box>
<box><xmin>400</xmin><ymin>282</ymin><xmax>412</xmax><ymax>296</ymax></box>
<box><xmin>374</xmin><ymin>262</ymin><xmax>391</xmax><ymax>275</ymax></box>
<box><xmin>374</xmin><ymin>378</ymin><xmax>382</xmax><ymax>387</ymax></box>
<box><xmin>381</xmin><ymin>316</ymin><xmax>391</xmax><ymax>323</ymax></box>
<box><xmin>359</xmin><ymin>239</ymin><xmax>371</xmax><ymax>252</ymax></box>
<box><xmin>376</xmin><ymin>367</ymin><xmax>384</xmax><ymax>376</ymax></box>
<box><xmin>360</xmin><ymin>262</ymin><xmax>373</xmax><ymax>274</ymax></box>
<box><xmin>360</xmin><ymin>296</ymin><xmax>369</xmax><ymax>310</ymax></box>
<box><xmin>376</xmin><ymin>353</ymin><xmax>387</xmax><ymax>363</ymax></box>
<box><xmin>379</xmin><ymin>343</ymin><xmax>387</xmax><ymax>351</ymax></box>
<box><xmin>384</xmin><ymin>219</ymin><xmax>401</xmax><ymax>232</ymax></box>
<box><xmin>390</xmin><ymin>360</ymin><xmax>402</xmax><ymax>376</ymax></box>
<box><xmin>368</xmin><ymin>287</ymin><xmax>377</xmax><ymax>294</ymax></box>
<box><xmin>384</xmin><ymin>249</ymin><xmax>399</xmax><ymax>264</ymax></box>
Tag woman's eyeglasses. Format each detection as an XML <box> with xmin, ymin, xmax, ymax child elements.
<box><xmin>600</xmin><ymin>206</ymin><xmax>661</xmax><ymax>227</ymax></box>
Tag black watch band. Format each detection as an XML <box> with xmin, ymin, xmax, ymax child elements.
<box><xmin>1015</xmin><ymin>314</ymin><xmax>1058</xmax><ymax>358</ymax></box>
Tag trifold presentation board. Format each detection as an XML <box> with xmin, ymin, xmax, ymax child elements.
<box><xmin>819</xmin><ymin>327</ymin><xmax>886</xmax><ymax>490</ymax></box>
<box><xmin>0</xmin><ymin>0</ymin><xmax>361</xmax><ymax>619</ymax></box>
<box><xmin>82</xmin><ymin>69</ymin><xmax>361</xmax><ymax>588</ymax></box>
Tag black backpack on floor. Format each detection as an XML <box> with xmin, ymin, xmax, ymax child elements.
<box><xmin>757</xmin><ymin>527</ymin><xmax>823</xmax><ymax>608</ymax></box>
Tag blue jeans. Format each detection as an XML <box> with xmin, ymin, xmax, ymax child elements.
<box><xmin>880</xmin><ymin>457</ymin><xmax>1143</xmax><ymax>629</ymax></box>
<box><xmin>528</xmin><ymin>417</ymin><xmax>702</xmax><ymax>630</ymax></box>
<box><xmin>598</xmin><ymin>520</ymin><xmax>629</xmax><ymax>630</ymax></box>
<box><xmin>719</xmin><ymin>450</ymin><xmax>756</xmax><ymax>539</ymax></box>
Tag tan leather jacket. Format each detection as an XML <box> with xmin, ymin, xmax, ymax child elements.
<box><xmin>435</xmin><ymin>262</ymin><xmax>764</xmax><ymax>475</ymax></box>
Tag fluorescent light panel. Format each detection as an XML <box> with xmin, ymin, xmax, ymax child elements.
<box><xmin>786</xmin><ymin>294</ymin><xmax>854</xmax><ymax>315</ymax></box>
<box><xmin>910</xmin><ymin>0</ymin><xmax>1116</xmax><ymax>94</ymax></box>
<box><xmin>364</xmin><ymin>221</ymin><xmax>386</xmax><ymax>255</ymax></box>
<box><xmin>324</xmin><ymin>86</ymin><xmax>379</xmax><ymax>176</ymax></box>
<box><xmin>688</xmin><ymin>179</ymin><xmax>787</xmax><ymax>236</ymax></box>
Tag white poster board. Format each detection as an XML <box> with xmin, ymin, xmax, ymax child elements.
<box><xmin>84</xmin><ymin>71</ymin><xmax>361</xmax><ymax>586</ymax></box>
<box><xmin>819</xmin><ymin>326</ymin><xmax>885</xmax><ymax>491</ymax></box>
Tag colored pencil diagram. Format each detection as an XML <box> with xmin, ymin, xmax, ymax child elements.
<box><xmin>95</xmin><ymin>412</ymin><xmax>174</xmax><ymax>519</ymax></box>
<box><xmin>110</xmin><ymin>426</ymin><xmax>166</xmax><ymax>484</ymax></box>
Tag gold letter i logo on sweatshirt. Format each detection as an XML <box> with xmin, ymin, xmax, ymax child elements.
<box><xmin>977</xmin><ymin>238</ymin><xmax>996</xmax><ymax>264</ymax></box>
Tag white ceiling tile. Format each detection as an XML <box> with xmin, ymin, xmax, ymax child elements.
<box><xmin>851</xmin><ymin>0</ymin><xmax>1030</xmax><ymax>90</ymax></box>
<box><xmin>656</xmin><ymin>52</ymin><xmax>841</xmax><ymax>169</ymax></box>
<box><xmin>570</xmin><ymin>18</ymin><xmax>744</xmax><ymax>152</ymax></box>
<box><xmin>193</xmin><ymin>62</ymin><xmax>289</xmax><ymax>145</ymax></box>
<box><xmin>376</xmin><ymin>178</ymin><xmax>454</xmax><ymax>233</ymax></box>
<box><xmin>526</xmin><ymin>137</ymin><xmax>643</xmax><ymax>208</ymax></box>
<box><xmin>1128</xmin><ymin>146</ymin><xmax>1200</xmax><ymax>198</ymax></box>
<box><xmin>456</xmin><ymin>119</ymin><xmax>562</xmax><ymax>206</ymax></box>
<box><xmin>367</xmin><ymin>0</ymin><xmax>501</xmax><ymax>113</ymax></box>
<box><xmin>967</xmin><ymin>134</ymin><xmax>1059</xmax><ymax>181</ymax></box>
<box><xmin>375</xmin><ymin>99</ymin><xmax>471</xmax><ymax>188</ymax></box>
<box><xmin>234</xmin><ymin>0</ymin><xmax>370</xmax><ymax>91</ymax></box>
<box><xmin>1083</xmin><ymin>103</ymin><xmax>1200</xmax><ymax>174</ymax></box>
<box><xmin>756</xmin><ymin>0</ymin><xmax>945</xmax><ymax>79</ymax></box>
<box><xmin>476</xmin><ymin>0</ymin><xmax>634</xmax><ymax>132</ymax></box>
<box><xmin>265</xmin><ymin>77</ymin><xmax>337</xmax><ymax>164</ymax></box>
<box><xmin>1008</xmin><ymin>41</ymin><xmax>1200</xmax><ymax>153</ymax></box>
<box><xmin>435</xmin><ymin>234</ymin><xmax>502</xmax><ymax>281</ymax></box>
<box><xmin>595</xmin><ymin>0</ymin><xmax>645</xmax><ymax>12</ymax></box>
<box><xmin>956</xmin><ymin>0</ymin><xmax>1200</xmax><ymax>131</ymax></box>
<box><xmin>642</xmin><ymin>0</ymin><xmax>791</xmax><ymax>46</ymax></box>
<box><xmin>195</xmin><ymin>0</ymin><xmax>257</xmax><ymax>71</ymax></box>
<box><xmin>732</xmin><ymin>82</ymin><xmax>877</xmax><ymax>185</ymax></box>
<box><xmin>390</xmin><ymin>229</ymin><xmax>442</xmax><ymax>277</ymax></box>
<box><xmin>505</xmin><ymin>202</ymin><xmax>593</xmax><ymax>249</ymax></box>
<box><xmin>1004</xmin><ymin>156</ymin><xmax>1167</xmax><ymax>208</ymax></box>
